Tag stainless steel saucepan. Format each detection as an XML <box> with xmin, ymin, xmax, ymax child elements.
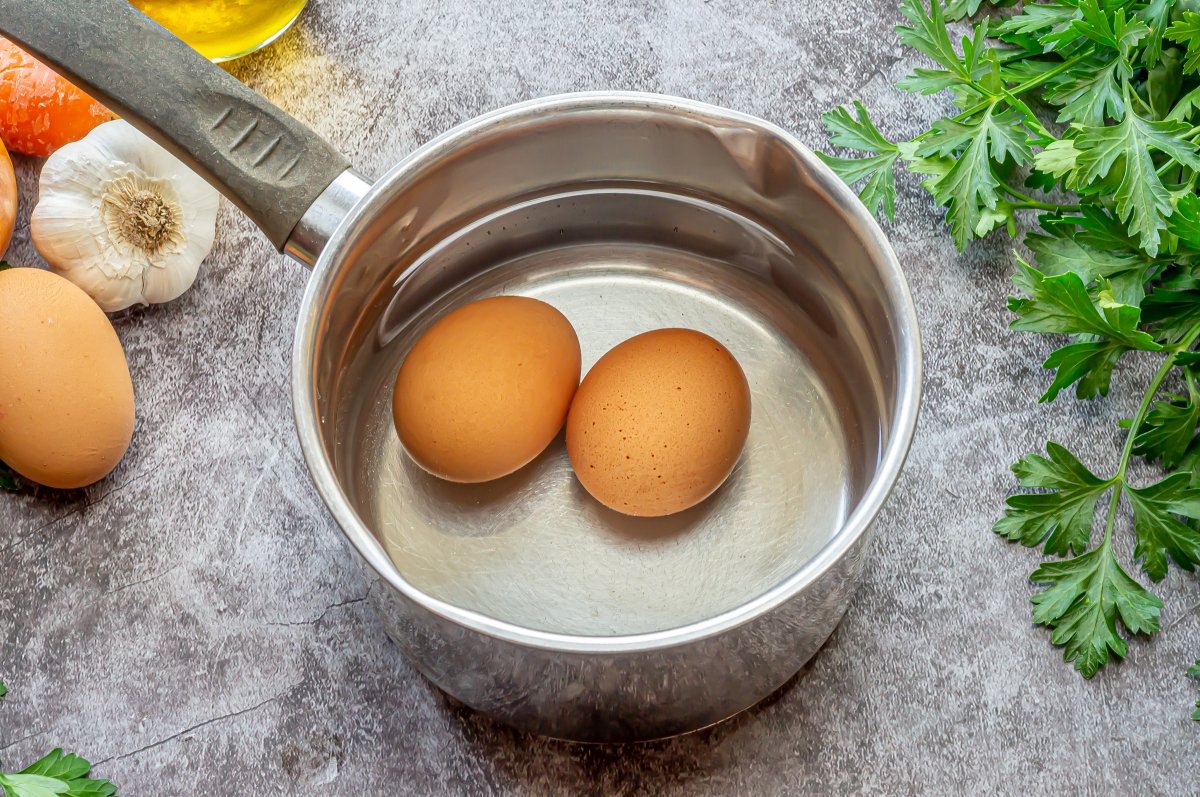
<box><xmin>2</xmin><ymin>0</ymin><xmax>921</xmax><ymax>742</ymax></box>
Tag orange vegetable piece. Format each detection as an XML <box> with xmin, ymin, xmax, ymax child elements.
<box><xmin>0</xmin><ymin>37</ymin><xmax>112</xmax><ymax>157</ymax></box>
<box><xmin>0</xmin><ymin>139</ymin><xmax>14</xmax><ymax>254</ymax></box>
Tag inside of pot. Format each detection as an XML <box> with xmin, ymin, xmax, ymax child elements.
<box><xmin>307</xmin><ymin>99</ymin><xmax>907</xmax><ymax>636</ymax></box>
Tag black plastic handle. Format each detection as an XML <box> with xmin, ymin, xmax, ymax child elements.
<box><xmin>0</xmin><ymin>0</ymin><xmax>352</xmax><ymax>250</ymax></box>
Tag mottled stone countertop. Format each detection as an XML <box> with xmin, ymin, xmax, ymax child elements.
<box><xmin>0</xmin><ymin>0</ymin><xmax>1196</xmax><ymax>794</ymax></box>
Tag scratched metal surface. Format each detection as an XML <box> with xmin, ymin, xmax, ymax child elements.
<box><xmin>0</xmin><ymin>0</ymin><xmax>1197</xmax><ymax>793</ymax></box>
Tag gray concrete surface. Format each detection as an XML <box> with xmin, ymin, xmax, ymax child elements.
<box><xmin>1</xmin><ymin>0</ymin><xmax>1198</xmax><ymax>794</ymax></box>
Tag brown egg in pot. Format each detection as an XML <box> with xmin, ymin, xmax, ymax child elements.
<box><xmin>392</xmin><ymin>295</ymin><xmax>582</xmax><ymax>483</ymax></box>
<box><xmin>566</xmin><ymin>328</ymin><xmax>751</xmax><ymax>517</ymax></box>
<box><xmin>0</xmin><ymin>267</ymin><xmax>135</xmax><ymax>489</ymax></box>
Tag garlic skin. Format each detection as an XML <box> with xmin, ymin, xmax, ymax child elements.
<box><xmin>30</xmin><ymin>120</ymin><xmax>219</xmax><ymax>312</ymax></box>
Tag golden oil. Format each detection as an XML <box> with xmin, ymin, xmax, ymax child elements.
<box><xmin>130</xmin><ymin>0</ymin><xmax>309</xmax><ymax>62</ymax></box>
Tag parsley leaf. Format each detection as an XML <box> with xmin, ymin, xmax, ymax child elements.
<box><xmin>0</xmin><ymin>774</ymin><xmax>71</xmax><ymax>797</ymax></box>
<box><xmin>19</xmin><ymin>752</ymin><xmax>115</xmax><ymax>797</ymax></box>
<box><xmin>994</xmin><ymin>442</ymin><xmax>1111</xmax><ymax>555</ymax></box>
<box><xmin>1033</xmin><ymin>138</ymin><xmax>1081</xmax><ymax>180</ymax></box>
<box><xmin>1127</xmin><ymin>473</ymin><xmax>1200</xmax><ymax>580</ymax></box>
<box><xmin>16</xmin><ymin>753</ymin><xmax>89</xmax><ymax>784</ymax></box>
<box><xmin>1040</xmin><ymin>341</ymin><xmax>1127</xmax><ymax>401</ymax></box>
<box><xmin>1072</xmin><ymin>0</ymin><xmax>1147</xmax><ymax>55</ymax></box>
<box><xmin>1138</xmin><ymin>0</ymin><xmax>1175</xmax><ymax>68</ymax></box>
<box><xmin>915</xmin><ymin>106</ymin><xmax>1033</xmax><ymax>248</ymax></box>
<box><xmin>896</xmin><ymin>0</ymin><xmax>989</xmax><ymax>89</ymax></box>
<box><xmin>822</xmin><ymin>100</ymin><xmax>896</xmax><ymax>152</ymax></box>
<box><xmin>1026</xmin><ymin>231</ymin><xmax>1151</xmax><ymax>305</ymax></box>
<box><xmin>1031</xmin><ymin>543</ymin><xmax>1163</xmax><ymax>678</ymax></box>
<box><xmin>1141</xmin><ymin>285</ymin><xmax>1200</xmax><ymax>344</ymax></box>
<box><xmin>1168</xmin><ymin>194</ymin><xmax>1200</xmax><ymax>251</ymax></box>
<box><xmin>1046</xmin><ymin>59</ymin><xmax>1125</xmax><ymax>125</ymax></box>
<box><xmin>1007</xmin><ymin>259</ymin><xmax>1161</xmax><ymax>349</ymax></box>
<box><xmin>1147</xmin><ymin>47</ymin><xmax>1184</xmax><ymax>120</ymax></box>
<box><xmin>943</xmin><ymin>0</ymin><xmax>987</xmax><ymax>20</ymax></box>
<box><xmin>1048</xmin><ymin>206</ymin><xmax>1142</xmax><ymax>252</ymax></box>
<box><xmin>1165</xmin><ymin>11</ymin><xmax>1200</xmax><ymax>73</ymax></box>
<box><xmin>919</xmin><ymin>106</ymin><xmax>1033</xmax><ymax>166</ymax></box>
<box><xmin>900</xmin><ymin>18</ymin><xmax>1000</xmax><ymax>97</ymax></box>
<box><xmin>995</xmin><ymin>1</ymin><xmax>1079</xmax><ymax>43</ymax></box>
<box><xmin>1026</xmin><ymin>232</ymin><xmax>1149</xmax><ymax>282</ymax></box>
<box><xmin>818</xmin><ymin>102</ymin><xmax>900</xmax><ymax>219</ymax></box>
<box><xmin>0</xmin><ymin>684</ymin><xmax>118</xmax><ymax>797</ymax></box>
<box><xmin>1190</xmin><ymin>660</ymin><xmax>1200</xmax><ymax>720</ymax></box>
<box><xmin>1167</xmin><ymin>84</ymin><xmax>1200</xmax><ymax>121</ymax></box>
<box><xmin>1070</xmin><ymin>109</ymin><xmax>1200</xmax><ymax>256</ymax></box>
<box><xmin>1132</xmin><ymin>396</ymin><xmax>1200</xmax><ymax>468</ymax></box>
<box><xmin>820</xmin><ymin>153</ymin><xmax>900</xmax><ymax>219</ymax></box>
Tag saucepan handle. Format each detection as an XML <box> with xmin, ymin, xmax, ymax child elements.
<box><xmin>0</xmin><ymin>0</ymin><xmax>366</xmax><ymax>261</ymax></box>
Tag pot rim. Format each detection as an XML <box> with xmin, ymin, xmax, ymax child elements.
<box><xmin>291</xmin><ymin>91</ymin><xmax>923</xmax><ymax>655</ymax></box>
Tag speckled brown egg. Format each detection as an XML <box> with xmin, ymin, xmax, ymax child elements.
<box><xmin>566</xmin><ymin>328</ymin><xmax>751</xmax><ymax>517</ymax></box>
<box><xmin>0</xmin><ymin>267</ymin><xmax>135</xmax><ymax>489</ymax></box>
<box><xmin>392</xmin><ymin>295</ymin><xmax>581</xmax><ymax>483</ymax></box>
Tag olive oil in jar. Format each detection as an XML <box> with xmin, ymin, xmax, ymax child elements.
<box><xmin>130</xmin><ymin>0</ymin><xmax>309</xmax><ymax>62</ymax></box>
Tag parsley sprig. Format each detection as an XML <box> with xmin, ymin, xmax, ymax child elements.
<box><xmin>0</xmin><ymin>680</ymin><xmax>117</xmax><ymax>797</ymax></box>
<box><xmin>822</xmin><ymin>0</ymin><xmax>1200</xmax><ymax>716</ymax></box>
<box><xmin>1190</xmin><ymin>659</ymin><xmax>1200</xmax><ymax>718</ymax></box>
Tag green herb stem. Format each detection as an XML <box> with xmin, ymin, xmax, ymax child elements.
<box><xmin>1101</xmin><ymin>322</ymin><xmax>1200</xmax><ymax>546</ymax></box>
<box><xmin>1100</xmin><ymin>478</ymin><xmax>1124</xmax><ymax>548</ymax></box>
<box><xmin>1004</xmin><ymin>53</ymin><xmax>1090</xmax><ymax>97</ymax></box>
<box><xmin>1128</xmin><ymin>86</ymin><xmax>1154</xmax><ymax>116</ymax></box>
<box><xmin>1010</xmin><ymin>200</ymin><xmax>1081</xmax><ymax>211</ymax></box>
<box><xmin>962</xmin><ymin>54</ymin><xmax>1090</xmax><ymax>118</ymax></box>
<box><xmin>1001</xmin><ymin>182</ymin><xmax>1082</xmax><ymax>212</ymax></box>
<box><xmin>910</xmin><ymin>54</ymin><xmax>1089</xmax><ymax>144</ymax></box>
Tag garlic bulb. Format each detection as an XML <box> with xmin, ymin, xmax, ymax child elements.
<box><xmin>30</xmin><ymin>119</ymin><xmax>219</xmax><ymax>312</ymax></box>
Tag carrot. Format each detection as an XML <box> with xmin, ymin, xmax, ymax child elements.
<box><xmin>0</xmin><ymin>37</ymin><xmax>112</xmax><ymax>157</ymax></box>
<box><xmin>0</xmin><ymin>139</ymin><xmax>14</xmax><ymax>254</ymax></box>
